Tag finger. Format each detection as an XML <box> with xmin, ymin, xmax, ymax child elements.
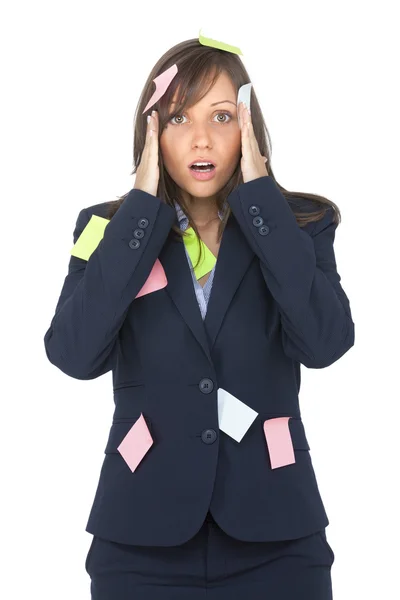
<box><xmin>150</xmin><ymin>109</ymin><xmax>159</xmax><ymax>137</ymax></box>
<box><xmin>240</xmin><ymin>101</ymin><xmax>248</xmax><ymax>131</ymax></box>
<box><xmin>142</xmin><ymin>113</ymin><xmax>152</xmax><ymax>156</ymax></box>
<box><xmin>241</xmin><ymin>102</ymin><xmax>253</xmax><ymax>143</ymax></box>
<box><xmin>143</xmin><ymin>111</ymin><xmax>158</xmax><ymax>160</ymax></box>
<box><xmin>243</xmin><ymin>104</ymin><xmax>258</xmax><ymax>155</ymax></box>
<box><xmin>146</xmin><ymin>110</ymin><xmax>157</xmax><ymax>138</ymax></box>
<box><xmin>240</xmin><ymin>103</ymin><xmax>251</xmax><ymax>156</ymax></box>
<box><xmin>239</xmin><ymin>100</ymin><xmax>247</xmax><ymax>130</ymax></box>
<box><xmin>243</xmin><ymin>103</ymin><xmax>265</xmax><ymax>163</ymax></box>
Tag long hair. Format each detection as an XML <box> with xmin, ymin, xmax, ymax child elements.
<box><xmin>106</xmin><ymin>38</ymin><xmax>341</xmax><ymax>270</ymax></box>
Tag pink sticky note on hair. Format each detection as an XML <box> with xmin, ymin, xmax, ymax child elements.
<box><xmin>142</xmin><ymin>64</ymin><xmax>178</xmax><ymax>114</ymax></box>
<box><xmin>135</xmin><ymin>258</ymin><xmax>168</xmax><ymax>298</ymax></box>
<box><xmin>117</xmin><ymin>413</ymin><xmax>154</xmax><ymax>473</ymax></box>
<box><xmin>263</xmin><ymin>417</ymin><xmax>295</xmax><ymax>469</ymax></box>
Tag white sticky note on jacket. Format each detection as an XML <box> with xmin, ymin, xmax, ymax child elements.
<box><xmin>217</xmin><ymin>388</ymin><xmax>258</xmax><ymax>443</ymax></box>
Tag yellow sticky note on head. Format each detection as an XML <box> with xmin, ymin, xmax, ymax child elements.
<box><xmin>70</xmin><ymin>214</ymin><xmax>110</xmax><ymax>261</ymax></box>
<box><xmin>183</xmin><ymin>227</ymin><xmax>217</xmax><ymax>280</ymax></box>
<box><xmin>198</xmin><ymin>28</ymin><xmax>243</xmax><ymax>55</ymax></box>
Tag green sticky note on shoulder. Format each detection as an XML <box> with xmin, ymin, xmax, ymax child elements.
<box><xmin>183</xmin><ymin>227</ymin><xmax>217</xmax><ymax>279</ymax></box>
<box><xmin>70</xmin><ymin>214</ymin><xmax>110</xmax><ymax>261</ymax></box>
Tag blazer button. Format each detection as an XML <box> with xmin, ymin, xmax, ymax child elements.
<box><xmin>132</xmin><ymin>228</ymin><xmax>145</xmax><ymax>239</ymax></box>
<box><xmin>258</xmin><ymin>225</ymin><xmax>270</xmax><ymax>235</ymax></box>
<box><xmin>248</xmin><ymin>205</ymin><xmax>260</xmax><ymax>216</ymax></box>
<box><xmin>201</xmin><ymin>429</ymin><xmax>217</xmax><ymax>444</ymax></box>
<box><xmin>138</xmin><ymin>218</ymin><xmax>149</xmax><ymax>228</ymax></box>
<box><xmin>129</xmin><ymin>239</ymin><xmax>141</xmax><ymax>249</ymax></box>
<box><xmin>252</xmin><ymin>216</ymin><xmax>264</xmax><ymax>227</ymax></box>
<box><xmin>199</xmin><ymin>378</ymin><xmax>214</xmax><ymax>393</ymax></box>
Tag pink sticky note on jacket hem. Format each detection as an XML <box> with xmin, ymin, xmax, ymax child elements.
<box><xmin>263</xmin><ymin>417</ymin><xmax>295</xmax><ymax>469</ymax></box>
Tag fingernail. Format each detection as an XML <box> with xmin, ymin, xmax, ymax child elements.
<box><xmin>242</xmin><ymin>102</ymin><xmax>250</xmax><ymax>115</ymax></box>
<box><xmin>147</xmin><ymin>115</ymin><xmax>151</xmax><ymax>124</ymax></box>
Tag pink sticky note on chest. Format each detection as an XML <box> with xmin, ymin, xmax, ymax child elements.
<box><xmin>135</xmin><ymin>258</ymin><xmax>168</xmax><ymax>298</ymax></box>
<box><xmin>263</xmin><ymin>417</ymin><xmax>295</xmax><ymax>469</ymax></box>
<box><xmin>117</xmin><ymin>414</ymin><xmax>153</xmax><ymax>473</ymax></box>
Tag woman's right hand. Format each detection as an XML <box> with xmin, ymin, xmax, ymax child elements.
<box><xmin>133</xmin><ymin>110</ymin><xmax>160</xmax><ymax>197</ymax></box>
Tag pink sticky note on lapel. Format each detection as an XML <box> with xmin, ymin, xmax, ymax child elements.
<box><xmin>142</xmin><ymin>64</ymin><xmax>178</xmax><ymax>113</ymax></box>
<box><xmin>117</xmin><ymin>413</ymin><xmax>153</xmax><ymax>473</ymax></box>
<box><xmin>263</xmin><ymin>417</ymin><xmax>295</xmax><ymax>469</ymax></box>
<box><xmin>135</xmin><ymin>258</ymin><xmax>168</xmax><ymax>298</ymax></box>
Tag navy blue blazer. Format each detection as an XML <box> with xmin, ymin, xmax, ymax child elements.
<box><xmin>44</xmin><ymin>175</ymin><xmax>355</xmax><ymax>546</ymax></box>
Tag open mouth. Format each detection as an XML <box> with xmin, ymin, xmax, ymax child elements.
<box><xmin>189</xmin><ymin>164</ymin><xmax>216</xmax><ymax>172</ymax></box>
<box><xmin>188</xmin><ymin>163</ymin><xmax>217</xmax><ymax>181</ymax></box>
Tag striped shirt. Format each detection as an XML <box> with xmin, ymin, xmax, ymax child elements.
<box><xmin>173</xmin><ymin>199</ymin><xmax>227</xmax><ymax>320</ymax></box>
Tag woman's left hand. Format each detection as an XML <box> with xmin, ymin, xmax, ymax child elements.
<box><xmin>239</xmin><ymin>101</ymin><xmax>269</xmax><ymax>183</ymax></box>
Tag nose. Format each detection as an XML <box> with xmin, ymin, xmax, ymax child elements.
<box><xmin>190</xmin><ymin>122</ymin><xmax>214</xmax><ymax>149</ymax></box>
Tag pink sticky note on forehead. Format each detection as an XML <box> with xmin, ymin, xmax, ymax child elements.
<box><xmin>142</xmin><ymin>64</ymin><xmax>178</xmax><ymax>113</ymax></box>
<box><xmin>263</xmin><ymin>417</ymin><xmax>295</xmax><ymax>469</ymax></box>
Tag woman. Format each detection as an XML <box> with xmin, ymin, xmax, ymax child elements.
<box><xmin>44</xmin><ymin>37</ymin><xmax>354</xmax><ymax>599</ymax></box>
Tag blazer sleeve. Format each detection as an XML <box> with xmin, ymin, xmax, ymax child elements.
<box><xmin>43</xmin><ymin>189</ymin><xmax>176</xmax><ymax>380</ymax></box>
<box><xmin>227</xmin><ymin>176</ymin><xmax>355</xmax><ymax>369</ymax></box>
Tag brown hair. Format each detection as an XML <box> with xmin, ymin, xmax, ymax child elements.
<box><xmin>106</xmin><ymin>38</ymin><xmax>341</xmax><ymax>270</ymax></box>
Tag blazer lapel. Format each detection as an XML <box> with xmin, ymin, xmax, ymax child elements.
<box><xmin>203</xmin><ymin>215</ymin><xmax>255</xmax><ymax>349</ymax></box>
<box><xmin>160</xmin><ymin>214</ymin><xmax>255</xmax><ymax>362</ymax></box>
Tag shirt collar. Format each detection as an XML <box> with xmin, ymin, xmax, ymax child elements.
<box><xmin>174</xmin><ymin>199</ymin><xmax>228</xmax><ymax>231</ymax></box>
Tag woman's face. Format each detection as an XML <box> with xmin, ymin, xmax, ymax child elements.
<box><xmin>159</xmin><ymin>71</ymin><xmax>241</xmax><ymax>201</ymax></box>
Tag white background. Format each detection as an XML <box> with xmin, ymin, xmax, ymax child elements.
<box><xmin>1</xmin><ymin>1</ymin><xmax>398</xmax><ymax>598</ymax></box>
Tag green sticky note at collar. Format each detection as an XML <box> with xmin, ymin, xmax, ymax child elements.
<box><xmin>70</xmin><ymin>214</ymin><xmax>110</xmax><ymax>261</ymax></box>
<box><xmin>183</xmin><ymin>227</ymin><xmax>217</xmax><ymax>280</ymax></box>
<box><xmin>198</xmin><ymin>28</ymin><xmax>243</xmax><ymax>55</ymax></box>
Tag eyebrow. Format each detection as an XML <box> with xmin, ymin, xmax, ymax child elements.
<box><xmin>170</xmin><ymin>100</ymin><xmax>236</xmax><ymax>107</ymax></box>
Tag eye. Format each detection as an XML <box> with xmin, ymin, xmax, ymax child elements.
<box><xmin>168</xmin><ymin>111</ymin><xmax>233</xmax><ymax>125</ymax></box>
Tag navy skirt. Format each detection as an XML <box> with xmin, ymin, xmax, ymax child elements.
<box><xmin>85</xmin><ymin>511</ymin><xmax>334</xmax><ymax>599</ymax></box>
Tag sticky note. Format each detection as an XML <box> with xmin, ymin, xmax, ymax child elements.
<box><xmin>263</xmin><ymin>417</ymin><xmax>295</xmax><ymax>469</ymax></box>
<box><xmin>136</xmin><ymin>258</ymin><xmax>168</xmax><ymax>297</ymax></box>
<box><xmin>71</xmin><ymin>215</ymin><xmax>168</xmax><ymax>298</ymax></box>
<box><xmin>117</xmin><ymin>413</ymin><xmax>154</xmax><ymax>473</ymax></box>
<box><xmin>199</xmin><ymin>28</ymin><xmax>242</xmax><ymax>55</ymax></box>
<box><xmin>217</xmin><ymin>388</ymin><xmax>259</xmax><ymax>443</ymax></box>
<box><xmin>142</xmin><ymin>64</ymin><xmax>178</xmax><ymax>114</ymax></box>
<box><xmin>183</xmin><ymin>227</ymin><xmax>217</xmax><ymax>279</ymax></box>
<box><xmin>237</xmin><ymin>83</ymin><xmax>252</xmax><ymax>129</ymax></box>
<box><xmin>70</xmin><ymin>214</ymin><xmax>110</xmax><ymax>261</ymax></box>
